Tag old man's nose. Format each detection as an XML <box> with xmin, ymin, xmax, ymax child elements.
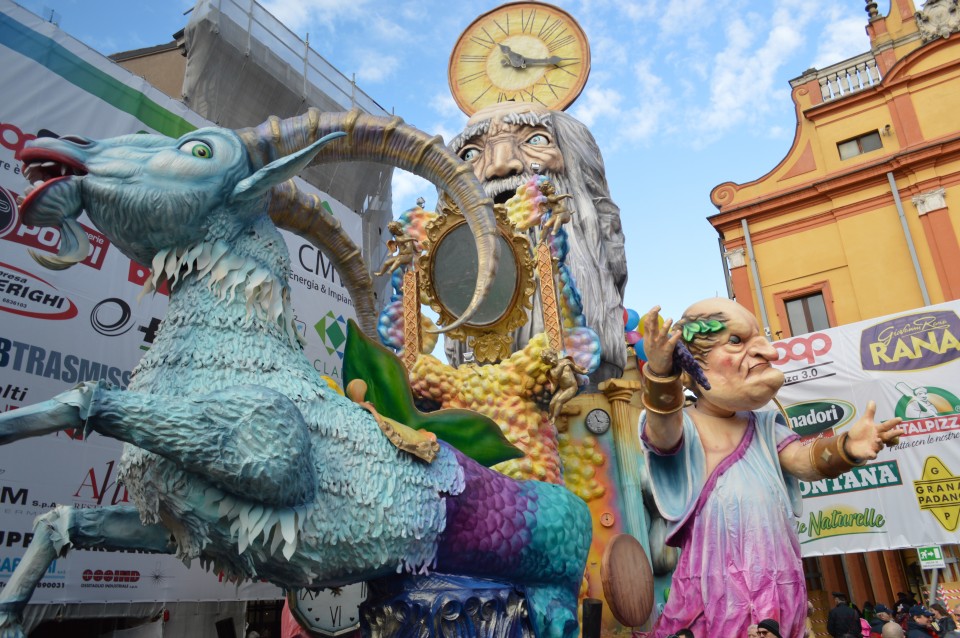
<box><xmin>484</xmin><ymin>141</ymin><xmax>524</xmax><ymax>179</ymax></box>
<box><xmin>751</xmin><ymin>338</ymin><xmax>779</xmax><ymax>360</ymax></box>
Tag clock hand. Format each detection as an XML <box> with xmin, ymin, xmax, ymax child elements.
<box><xmin>523</xmin><ymin>55</ymin><xmax>577</xmax><ymax>66</ymax></box>
<box><xmin>498</xmin><ymin>43</ymin><xmax>527</xmax><ymax>69</ymax></box>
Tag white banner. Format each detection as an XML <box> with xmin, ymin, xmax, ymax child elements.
<box><xmin>0</xmin><ymin>0</ymin><xmax>361</xmax><ymax>602</ymax></box>
<box><xmin>773</xmin><ymin>301</ymin><xmax>960</xmax><ymax>556</ymax></box>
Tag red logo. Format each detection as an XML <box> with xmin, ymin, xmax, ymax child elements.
<box><xmin>774</xmin><ymin>333</ymin><xmax>833</xmax><ymax>365</ymax></box>
<box><xmin>0</xmin><ymin>121</ymin><xmax>37</xmax><ymax>159</ymax></box>
<box><xmin>127</xmin><ymin>261</ymin><xmax>168</xmax><ymax>296</ymax></box>
<box><xmin>3</xmin><ymin>221</ymin><xmax>109</xmax><ymax>271</ymax></box>
<box><xmin>82</xmin><ymin>569</ymin><xmax>140</xmax><ymax>583</ymax></box>
<box><xmin>0</xmin><ymin>262</ymin><xmax>78</xmax><ymax>320</ymax></box>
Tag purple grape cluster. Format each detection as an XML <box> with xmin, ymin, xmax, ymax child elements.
<box><xmin>673</xmin><ymin>341</ymin><xmax>711</xmax><ymax>390</ymax></box>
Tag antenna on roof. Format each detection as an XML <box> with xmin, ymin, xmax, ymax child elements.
<box><xmin>41</xmin><ymin>6</ymin><xmax>60</xmax><ymax>26</ymax></box>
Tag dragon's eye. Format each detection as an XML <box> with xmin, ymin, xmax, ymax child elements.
<box><xmin>461</xmin><ymin>147</ymin><xmax>480</xmax><ymax>161</ymax></box>
<box><xmin>179</xmin><ymin>140</ymin><xmax>213</xmax><ymax>159</ymax></box>
<box><xmin>526</xmin><ymin>134</ymin><xmax>549</xmax><ymax>146</ymax></box>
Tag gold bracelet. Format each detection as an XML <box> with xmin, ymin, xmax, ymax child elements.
<box><xmin>809</xmin><ymin>432</ymin><xmax>865</xmax><ymax>479</ymax></box>
<box><xmin>642</xmin><ymin>365</ymin><xmax>684</xmax><ymax>414</ymax></box>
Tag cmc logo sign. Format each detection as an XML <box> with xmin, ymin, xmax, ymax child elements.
<box><xmin>774</xmin><ymin>333</ymin><xmax>832</xmax><ymax>365</ymax></box>
<box><xmin>785</xmin><ymin>400</ymin><xmax>855</xmax><ymax>437</ymax></box>
<box><xmin>0</xmin><ymin>262</ymin><xmax>77</xmax><ymax>320</ymax></box>
<box><xmin>860</xmin><ymin>310</ymin><xmax>960</xmax><ymax>372</ymax></box>
<box><xmin>82</xmin><ymin>568</ymin><xmax>140</xmax><ymax>583</ymax></box>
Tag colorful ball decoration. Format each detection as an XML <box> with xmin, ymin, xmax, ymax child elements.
<box><xmin>625</xmin><ymin>330</ymin><xmax>640</xmax><ymax>346</ymax></box>
<box><xmin>636</xmin><ymin>338</ymin><xmax>648</xmax><ymax>361</ymax></box>
<box><xmin>624</xmin><ymin>308</ymin><xmax>640</xmax><ymax>332</ymax></box>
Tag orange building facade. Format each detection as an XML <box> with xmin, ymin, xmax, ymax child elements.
<box><xmin>708</xmin><ymin>0</ymin><xmax>960</xmax><ymax>611</ymax></box>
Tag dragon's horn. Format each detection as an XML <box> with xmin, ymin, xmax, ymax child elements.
<box><xmin>238</xmin><ymin>109</ymin><xmax>498</xmax><ymax>334</ymax></box>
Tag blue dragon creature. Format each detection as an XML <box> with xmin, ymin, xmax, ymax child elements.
<box><xmin>0</xmin><ymin>110</ymin><xmax>591</xmax><ymax>638</ymax></box>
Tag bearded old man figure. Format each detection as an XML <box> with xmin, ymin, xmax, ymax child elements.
<box><xmin>447</xmin><ymin>103</ymin><xmax>627</xmax><ymax>383</ymax></box>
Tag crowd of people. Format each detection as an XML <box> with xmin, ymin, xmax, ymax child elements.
<box><xmin>825</xmin><ymin>591</ymin><xmax>960</xmax><ymax>638</ymax></box>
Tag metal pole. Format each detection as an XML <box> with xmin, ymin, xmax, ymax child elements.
<box><xmin>741</xmin><ymin>219</ymin><xmax>772</xmax><ymax>339</ymax></box>
<box><xmin>887</xmin><ymin>171</ymin><xmax>931</xmax><ymax>306</ymax></box>
<box><xmin>928</xmin><ymin>568</ymin><xmax>939</xmax><ymax>606</ymax></box>
<box><xmin>719</xmin><ymin>236</ymin><xmax>733</xmax><ymax>299</ymax></box>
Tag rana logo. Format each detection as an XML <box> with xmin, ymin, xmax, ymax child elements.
<box><xmin>785</xmin><ymin>400</ymin><xmax>855</xmax><ymax>437</ymax></box>
<box><xmin>860</xmin><ymin>310</ymin><xmax>960</xmax><ymax>371</ymax></box>
<box><xmin>313</xmin><ymin>310</ymin><xmax>347</xmax><ymax>360</ymax></box>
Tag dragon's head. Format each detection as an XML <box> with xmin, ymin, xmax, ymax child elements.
<box><xmin>19</xmin><ymin>111</ymin><xmax>499</xmax><ymax>333</ymax></box>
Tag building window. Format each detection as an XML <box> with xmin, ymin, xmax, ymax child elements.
<box><xmin>837</xmin><ymin>130</ymin><xmax>883</xmax><ymax>160</ymax></box>
<box><xmin>784</xmin><ymin>293</ymin><xmax>831</xmax><ymax>335</ymax></box>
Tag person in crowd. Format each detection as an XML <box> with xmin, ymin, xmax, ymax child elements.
<box><xmin>905</xmin><ymin>605</ymin><xmax>936</xmax><ymax>638</ymax></box>
<box><xmin>871</xmin><ymin>604</ymin><xmax>896</xmax><ymax>636</ymax></box>
<box><xmin>933</xmin><ymin>603</ymin><xmax>958</xmax><ymax>636</ymax></box>
<box><xmin>748</xmin><ymin>624</ymin><xmax>759</xmax><ymax>638</ymax></box>
<box><xmin>882</xmin><ymin>621</ymin><xmax>907</xmax><ymax>638</ymax></box>
<box><xmin>640</xmin><ymin>300</ymin><xmax>902</xmax><ymax>637</ymax></box>
<box><xmin>830</xmin><ymin>592</ymin><xmax>863</xmax><ymax>638</ymax></box>
<box><xmin>757</xmin><ymin>619</ymin><xmax>783</xmax><ymax>638</ymax></box>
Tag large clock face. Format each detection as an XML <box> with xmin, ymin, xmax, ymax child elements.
<box><xmin>448</xmin><ymin>2</ymin><xmax>591</xmax><ymax>116</ymax></box>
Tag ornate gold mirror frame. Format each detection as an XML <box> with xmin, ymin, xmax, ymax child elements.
<box><xmin>418</xmin><ymin>198</ymin><xmax>536</xmax><ymax>363</ymax></box>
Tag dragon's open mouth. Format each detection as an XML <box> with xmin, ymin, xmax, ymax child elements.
<box><xmin>19</xmin><ymin>146</ymin><xmax>87</xmax><ymax>214</ymax></box>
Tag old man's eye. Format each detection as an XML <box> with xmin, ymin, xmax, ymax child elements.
<box><xmin>526</xmin><ymin>134</ymin><xmax>549</xmax><ymax>146</ymax></box>
<box><xmin>461</xmin><ymin>148</ymin><xmax>480</xmax><ymax>161</ymax></box>
<box><xmin>728</xmin><ymin>335</ymin><xmax>742</xmax><ymax>344</ymax></box>
<box><xmin>179</xmin><ymin>140</ymin><xmax>213</xmax><ymax>159</ymax></box>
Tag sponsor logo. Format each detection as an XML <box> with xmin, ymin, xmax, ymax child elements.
<box><xmin>90</xmin><ymin>298</ymin><xmax>134</xmax><ymax>336</ymax></box>
<box><xmin>899</xmin><ymin>415</ymin><xmax>960</xmax><ymax>438</ymax></box>
<box><xmin>860</xmin><ymin>310</ymin><xmax>960</xmax><ymax>371</ymax></box>
<box><xmin>0</xmin><ymin>121</ymin><xmax>38</xmax><ymax>158</ymax></box>
<box><xmin>0</xmin><ymin>337</ymin><xmax>132</xmax><ymax>389</ymax></box>
<box><xmin>0</xmin><ymin>187</ymin><xmax>18</xmax><ymax>239</ymax></box>
<box><xmin>913</xmin><ymin>456</ymin><xmax>959</xmax><ymax>532</ymax></box>
<box><xmin>74</xmin><ymin>460</ymin><xmax>129</xmax><ymax>507</ymax></box>
<box><xmin>0</xmin><ymin>486</ymin><xmax>27</xmax><ymax>506</ymax></box>
<box><xmin>774</xmin><ymin>333</ymin><xmax>832</xmax><ymax>365</ymax></box>
<box><xmin>314</xmin><ymin>310</ymin><xmax>347</xmax><ymax>361</ymax></box>
<box><xmin>127</xmin><ymin>260</ymin><xmax>169</xmax><ymax>296</ymax></box>
<box><xmin>0</xmin><ymin>262</ymin><xmax>77</xmax><ymax>320</ymax></box>
<box><xmin>800</xmin><ymin>461</ymin><xmax>902</xmax><ymax>498</ymax></box>
<box><xmin>82</xmin><ymin>568</ymin><xmax>140</xmax><ymax>584</ymax></box>
<box><xmin>4</xmin><ymin>222</ymin><xmax>109</xmax><ymax>271</ymax></box>
<box><xmin>0</xmin><ymin>530</ymin><xmax>34</xmax><ymax>548</ymax></box>
<box><xmin>892</xmin><ymin>382</ymin><xmax>960</xmax><ymax>419</ymax></box>
<box><xmin>797</xmin><ymin>505</ymin><xmax>886</xmax><ymax>542</ymax></box>
<box><xmin>0</xmin><ymin>557</ymin><xmax>60</xmax><ymax>577</ymax></box>
<box><xmin>785</xmin><ymin>400</ymin><xmax>855</xmax><ymax>437</ymax></box>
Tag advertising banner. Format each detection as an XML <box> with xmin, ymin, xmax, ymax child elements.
<box><xmin>773</xmin><ymin>301</ymin><xmax>960</xmax><ymax>556</ymax></box>
<box><xmin>0</xmin><ymin>1</ymin><xmax>362</xmax><ymax>602</ymax></box>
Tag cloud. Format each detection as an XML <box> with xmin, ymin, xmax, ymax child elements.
<box><xmin>261</xmin><ymin>0</ymin><xmax>372</xmax><ymax>32</ymax></box>
<box><xmin>355</xmin><ymin>53</ymin><xmax>400</xmax><ymax>83</ymax></box>
<box><xmin>429</xmin><ymin>93</ymin><xmax>462</xmax><ymax>120</ymax></box>
<box><xmin>391</xmin><ymin>170</ymin><xmax>436</xmax><ymax>213</ymax></box>
<box><xmin>811</xmin><ymin>14</ymin><xmax>871</xmax><ymax>70</ymax></box>
<box><xmin>571</xmin><ymin>87</ymin><xmax>624</xmax><ymax>127</ymax></box>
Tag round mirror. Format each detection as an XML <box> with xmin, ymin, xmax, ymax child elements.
<box><xmin>432</xmin><ymin>222</ymin><xmax>518</xmax><ymax>326</ymax></box>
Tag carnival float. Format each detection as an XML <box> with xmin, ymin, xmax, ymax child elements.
<box><xmin>0</xmin><ymin>2</ymin><xmax>912</xmax><ymax>638</ymax></box>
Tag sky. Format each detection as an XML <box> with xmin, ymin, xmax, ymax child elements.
<box><xmin>15</xmin><ymin>0</ymin><xmax>888</xmax><ymax>324</ymax></box>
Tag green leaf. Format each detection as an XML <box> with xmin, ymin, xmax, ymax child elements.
<box><xmin>706</xmin><ymin>319</ymin><xmax>724</xmax><ymax>331</ymax></box>
<box><xmin>342</xmin><ymin>320</ymin><xmax>523</xmax><ymax>467</ymax></box>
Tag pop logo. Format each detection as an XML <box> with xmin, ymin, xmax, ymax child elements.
<box><xmin>774</xmin><ymin>333</ymin><xmax>832</xmax><ymax>365</ymax></box>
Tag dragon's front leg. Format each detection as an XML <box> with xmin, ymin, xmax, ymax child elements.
<box><xmin>0</xmin><ymin>506</ymin><xmax>175</xmax><ymax>638</ymax></box>
<box><xmin>0</xmin><ymin>385</ymin><xmax>92</xmax><ymax>444</ymax></box>
<box><xmin>87</xmin><ymin>383</ymin><xmax>318</xmax><ymax>507</ymax></box>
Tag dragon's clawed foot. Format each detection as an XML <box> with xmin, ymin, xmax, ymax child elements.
<box><xmin>0</xmin><ymin>611</ymin><xmax>27</xmax><ymax>638</ymax></box>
